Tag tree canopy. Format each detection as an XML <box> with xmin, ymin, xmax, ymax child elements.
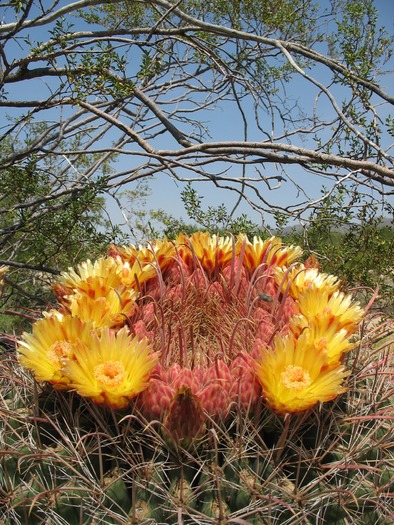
<box><xmin>0</xmin><ymin>0</ymin><xmax>393</xmax><ymax>324</ymax></box>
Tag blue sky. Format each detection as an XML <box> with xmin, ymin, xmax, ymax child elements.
<box><xmin>1</xmin><ymin>0</ymin><xmax>393</xmax><ymax>238</ymax></box>
<box><xmin>105</xmin><ymin>0</ymin><xmax>394</xmax><ymax>236</ymax></box>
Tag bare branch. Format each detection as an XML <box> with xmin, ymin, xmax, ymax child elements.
<box><xmin>0</xmin><ymin>0</ymin><xmax>393</xmax><ymax>295</ymax></box>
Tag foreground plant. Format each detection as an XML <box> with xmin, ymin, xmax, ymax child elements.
<box><xmin>17</xmin><ymin>233</ymin><xmax>362</xmax><ymax>444</ymax></box>
<box><xmin>2</xmin><ymin>233</ymin><xmax>392</xmax><ymax>524</ymax></box>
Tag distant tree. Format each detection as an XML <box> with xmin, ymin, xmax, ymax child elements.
<box><xmin>147</xmin><ymin>183</ymin><xmax>264</xmax><ymax>238</ymax></box>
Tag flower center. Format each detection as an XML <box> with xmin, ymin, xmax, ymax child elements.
<box><xmin>94</xmin><ymin>361</ymin><xmax>126</xmax><ymax>388</ymax></box>
<box><xmin>281</xmin><ymin>365</ymin><xmax>312</xmax><ymax>391</ymax></box>
<box><xmin>47</xmin><ymin>341</ymin><xmax>73</xmax><ymax>367</ymax></box>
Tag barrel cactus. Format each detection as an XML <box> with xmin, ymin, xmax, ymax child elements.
<box><xmin>1</xmin><ymin>233</ymin><xmax>393</xmax><ymax>524</ymax></box>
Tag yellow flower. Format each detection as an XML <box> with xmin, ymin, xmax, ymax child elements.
<box><xmin>18</xmin><ymin>313</ymin><xmax>93</xmax><ymax>388</ymax></box>
<box><xmin>68</xmin><ymin>291</ymin><xmax>132</xmax><ymax>328</ymax></box>
<box><xmin>255</xmin><ymin>333</ymin><xmax>349</xmax><ymax>414</ymax></box>
<box><xmin>176</xmin><ymin>232</ymin><xmax>234</xmax><ymax>275</ymax></box>
<box><xmin>59</xmin><ymin>257</ymin><xmax>122</xmax><ymax>291</ymax></box>
<box><xmin>62</xmin><ymin>327</ymin><xmax>158</xmax><ymax>409</ymax></box>
<box><xmin>291</xmin><ymin>318</ymin><xmax>354</xmax><ymax>367</ymax></box>
<box><xmin>238</xmin><ymin>235</ymin><xmax>303</xmax><ymax>275</ymax></box>
<box><xmin>55</xmin><ymin>257</ymin><xmax>138</xmax><ymax>327</ymax></box>
<box><xmin>274</xmin><ymin>265</ymin><xmax>339</xmax><ymax>299</ymax></box>
<box><xmin>112</xmin><ymin>239</ymin><xmax>176</xmax><ymax>273</ymax></box>
<box><xmin>297</xmin><ymin>288</ymin><xmax>364</xmax><ymax>334</ymax></box>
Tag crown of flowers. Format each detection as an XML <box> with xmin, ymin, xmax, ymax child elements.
<box><xmin>18</xmin><ymin>233</ymin><xmax>363</xmax><ymax>444</ymax></box>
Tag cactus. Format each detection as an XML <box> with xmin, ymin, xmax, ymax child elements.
<box><xmin>1</xmin><ymin>234</ymin><xmax>393</xmax><ymax>524</ymax></box>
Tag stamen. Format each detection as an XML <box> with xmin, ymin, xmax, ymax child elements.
<box><xmin>281</xmin><ymin>365</ymin><xmax>312</xmax><ymax>391</ymax></box>
<box><xmin>47</xmin><ymin>341</ymin><xmax>73</xmax><ymax>367</ymax></box>
<box><xmin>94</xmin><ymin>361</ymin><xmax>126</xmax><ymax>387</ymax></box>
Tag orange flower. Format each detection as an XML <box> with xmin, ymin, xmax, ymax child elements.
<box><xmin>175</xmin><ymin>232</ymin><xmax>234</xmax><ymax>275</ymax></box>
<box><xmin>237</xmin><ymin>235</ymin><xmax>303</xmax><ymax>276</ymax></box>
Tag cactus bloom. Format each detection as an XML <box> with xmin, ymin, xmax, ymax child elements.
<box><xmin>255</xmin><ymin>332</ymin><xmax>350</xmax><ymax>414</ymax></box>
<box><xmin>127</xmin><ymin>233</ymin><xmax>317</xmax><ymax>442</ymax></box>
<box><xmin>18</xmin><ymin>313</ymin><xmax>93</xmax><ymax>387</ymax></box>
<box><xmin>18</xmin><ymin>233</ymin><xmax>363</xmax><ymax>443</ymax></box>
<box><xmin>62</xmin><ymin>327</ymin><xmax>158</xmax><ymax>409</ymax></box>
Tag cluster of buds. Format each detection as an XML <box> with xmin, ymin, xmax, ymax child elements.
<box><xmin>18</xmin><ymin>233</ymin><xmax>363</xmax><ymax>445</ymax></box>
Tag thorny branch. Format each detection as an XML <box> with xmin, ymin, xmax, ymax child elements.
<box><xmin>0</xmin><ymin>0</ymin><xmax>393</xmax><ymax>277</ymax></box>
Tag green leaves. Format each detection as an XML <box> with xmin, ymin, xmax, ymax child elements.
<box><xmin>330</xmin><ymin>0</ymin><xmax>392</xmax><ymax>79</ymax></box>
<box><xmin>0</xmin><ymin>128</ymin><xmax>124</xmax><ymax>332</ymax></box>
<box><xmin>164</xmin><ymin>183</ymin><xmax>263</xmax><ymax>237</ymax></box>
